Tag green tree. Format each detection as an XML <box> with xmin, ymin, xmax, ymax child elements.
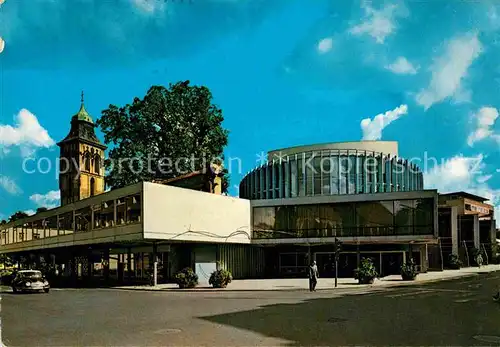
<box><xmin>36</xmin><ymin>207</ymin><xmax>48</xmax><ymax>214</ymax></box>
<box><xmin>0</xmin><ymin>254</ymin><xmax>13</xmax><ymax>267</ymax></box>
<box><xmin>0</xmin><ymin>220</ymin><xmax>6</xmax><ymax>225</ymax></box>
<box><xmin>97</xmin><ymin>81</ymin><xmax>230</xmax><ymax>192</ymax></box>
<box><xmin>9</xmin><ymin>211</ymin><xmax>29</xmax><ymax>222</ymax></box>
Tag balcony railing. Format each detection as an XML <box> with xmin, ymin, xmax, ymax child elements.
<box><xmin>253</xmin><ymin>225</ymin><xmax>434</xmax><ymax>239</ymax></box>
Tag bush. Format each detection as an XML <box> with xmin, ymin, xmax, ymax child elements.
<box><xmin>400</xmin><ymin>258</ymin><xmax>418</xmax><ymax>281</ymax></box>
<box><xmin>209</xmin><ymin>269</ymin><xmax>233</xmax><ymax>288</ymax></box>
<box><xmin>470</xmin><ymin>248</ymin><xmax>485</xmax><ymax>267</ymax></box>
<box><xmin>448</xmin><ymin>254</ymin><xmax>462</xmax><ymax>269</ymax></box>
<box><xmin>0</xmin><ymin>270</ymin><xmax>15</xmax><ymax>285</ymax></box>
<box><xmin>173</xmin><ymin>267</ymin><xmax>198</xmax><ymax>289</ymax></box>
<box><xmin>354</xmin><ymin>258</ymin><xmax>378</xmax><ymax>284</ymax></box>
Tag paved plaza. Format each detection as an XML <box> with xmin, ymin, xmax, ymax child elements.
<box><xmin>2</xmin><ymin>269</ymin><xmax>500</xmax><ymax>346</ymax></box>
<box><xmin>116</xmin><ymin>264</ymin><xmax>500</xmax><ymax>291</ymax></box>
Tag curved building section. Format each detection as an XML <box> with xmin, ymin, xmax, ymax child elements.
<box><xmin>239</xmin><ymin>141</ymin><xmax>424</xmax><ymax>200</ymax></box>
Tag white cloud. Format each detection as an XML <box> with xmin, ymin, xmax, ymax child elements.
<box><xmin>24</xmin><ymin>210</ymin><xmax>36</xmax><ymax>217</ymax></box>
<box><xmin>385</xmin><ymin>56</ymin><xmax>418</xmax><ymax>75</ymax></box>
<box><xmin>467</xmin><ymin>107</ymin><xmax>499</xmax><ymax>146</ymax></box>
<box><xmin>317</xmin><ymin>37</ymin><xmax>333</xmax><ymax>53</ymax></box>
<box><xmin>416</xmin><ymin>32</ymin><xmax>483</xmax><ymax>110</ymax></box>
<box><xmin>29</xmin><ymin>190</ymin><xmax>60</xmax><ymax>210</ymax></box>
<box><xmin>349</xmin><ymin>2</ymin><xmax>407</xmax><ymax>44</ymax></box>
<box><xmin>477</xmin><ymin>174</ymin><xmax>493</xmax><ymax>183</ymax></box>
<box><xmin>424</xmin><ymin>154</ymin><xmax>500</xmax><ymax>225</ymax></box>
<box><xmin>131</xmin><ymin>0</ymin><xmax>167</xmax><ymax>14</ymax></box>
<box><xmin>0</xmin><ymin>176</ymin><xmax>22</xmax><ymax>195</ymax></box>
<box><xmin>0</xmin><ymin>37</ymin><xmax>4</xmax><ymax>54</ymax></box>
<box><xmin>360</xmin><ymin>104</ymin><xmax>408</xmax><ymax>140</ymax></box>
<box><xmin>0</xmin><ymin>109</ymin><xmax>55</xmax><ymax>156</ymax></box>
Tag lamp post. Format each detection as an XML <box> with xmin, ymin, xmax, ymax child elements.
<box><xmin>334</xmin><ymin>237</ymin><xmax>342</xmax><ymax>288</ymax></box>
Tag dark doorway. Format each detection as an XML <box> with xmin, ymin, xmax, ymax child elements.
<box><xmin>381</xmin><ymin>252</ymin><xmax>403</xmax><ymax>277</ymax></box>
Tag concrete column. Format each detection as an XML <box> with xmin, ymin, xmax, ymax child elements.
<box><xmin>127</xmin><ymin>248</ymin><xmax>132</xmax><ymax>283</ymax></box>
<box><xmin>420</xmin><ymin>244</ymin><xmax>428</xmax><ymax>273</ymax></box>
<box><xmin>86</xmin><ymin>254</ymin><xmax>92</xmax><ymax>279</ymax></box>
<box><xmin>451</xmin><ymin>206</ymin><xmax>458</xmax><ymax>255</ymax></box>
<box><xmin>103</xmin><ymin>249</ymin><xmax>110</xmax><ymax>282</ymax></box>
<box><xmin>152</xmin><ymin>242</ymin><xmax>158</xmax><ymax>286</ymax></box>
<box><xmin>473</xmin><ymin>215</ymin><xmax>480</xmax><ymax>248</ymax></box>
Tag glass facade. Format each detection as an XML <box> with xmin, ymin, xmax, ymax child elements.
<box><xmin>240</xmin><ymin>150</ymin><xmax>424</xmax><ymax>200</ymax></box>
<box><xmin>0</xmin><ymin>193</ymin><xmax>142</xmax><ymax>246</ymax></box>
<box><xmin>252</xmin><ymin>198</ymin><xmax>434</xmax><ymax>239</ymax></box>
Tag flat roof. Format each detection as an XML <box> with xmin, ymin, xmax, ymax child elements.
<box><xmin>267</xmin><ymin>141</ymin><xmax>399</xmax><ymax>159</ymax></box>
<box><xmin>439</xmin><ymin>191</ymin><xmax>489</xmax><ymax>203</ymax></box>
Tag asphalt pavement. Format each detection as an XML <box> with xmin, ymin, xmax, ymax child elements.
<box><xmin>2</xmin><ymin>272</ymin><xmax>500</xmax><ymax>346</ymax></box>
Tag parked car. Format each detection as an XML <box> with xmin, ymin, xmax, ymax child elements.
<box><xmin>12</xmin><ymin>270</ymin><xmax>50</xmax><ymax>293</ymax></box>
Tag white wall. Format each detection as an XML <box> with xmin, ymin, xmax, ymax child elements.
<box><xmin>143</xmin><ymin>182</ymin><xmax>251</xmax><ymax>244</ymax></box>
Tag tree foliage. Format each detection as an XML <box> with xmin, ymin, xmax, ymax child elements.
<box><xmin>36</xmin><ymin>207</ymin><xmax>48</xmax><ymax>214</ymax></box>
<box><xmin>97</xmin><ymin>81</ymin><xmax>230</xmax><ymax>192</ymax></box>
<box><xmin>0</xmin><ymin>254</ymin><xmax>14</xmax><ymax>267</ymax></box>
<box><xmin>9</xmin><ymin>211</ymin><xmax>29</xmax><ymax>222</ymax></box>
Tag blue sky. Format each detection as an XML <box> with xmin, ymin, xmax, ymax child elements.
<box><xmin>1</xmin><ymin>0</ymin><xmax>500</xmax><ymax>220</ymax></box>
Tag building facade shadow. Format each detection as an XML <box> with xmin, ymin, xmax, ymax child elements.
<box><xmin>199</xmin><ymin>272</ymin><xmax>500</xmax><ymax>346</ymax></box>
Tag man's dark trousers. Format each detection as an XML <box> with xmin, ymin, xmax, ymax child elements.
<box><xmin>309</xmin><ymin>277</ymin><xmax>317</xmax><ymax>291</ymax></box>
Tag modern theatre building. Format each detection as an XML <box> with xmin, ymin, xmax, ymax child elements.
<box><xmin>240</xmin><ymin>141</ymin><xmax>438</xmax><ymax>278</ymax></box>
<box><xmin>0</xmin><ymin>101</ymin><xmax>496</xmax><ymax>285</ymax></box>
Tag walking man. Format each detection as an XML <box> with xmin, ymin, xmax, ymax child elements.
<box><xmin>309</xmin><ymin>260</ymin><xmax>319</xmax><ymax>292</ymax></box>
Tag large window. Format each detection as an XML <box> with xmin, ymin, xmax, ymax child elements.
<box><xmin>252</xmin><ymin>198</ymin><xmax>434</xmax><ymax>239</ymax></box>
<box><xmin>116</xmin><ymin>197</ymin><xmax>127</xmax><ymax>225</ymax></box>
<box><xmin>394</xmin><ymin>200</ymin><xmax>414</xmax><ymax>235</ymax></box>
<box><xmin>75</xmin><ymin>206</ymin><xmax>91</xmax><ymax>232</ymax></box>
<box><xmin>313</xmin><ymin>153</ymin><xmax>322</xmax><ymax>195</ymax></box>
<box><xmin>297</xmin><ymin>155</ymin><xmax>305</xmax><ymax>197</ymax></box>
<box><xmin>45</xmin><ymin>215</ymin><xmax>58</xmax><ymax>237</ymax></box>
<box><xmin>253</xmin><ymin>207</ymin><xmax>275</xmax><ymax>238</ymax></box>
<box><xmin>339</xmin><ymin>155</ymin><xmax>348</xmax><ymax>195</ymax></box>
<box><xmin>126</xmin><ymin>194</ymin><xmax>141</xmax><ymax>224</ymax></box>
<box><xmin>414</xmin><ymin>198</ymin><xmax>434</xmax><ymax>234</ymax></box>
<box><xmin>33</xmin><ymin>220</ymin><xmax>44</xmax><ymax>239</ymax></box>
<box><xmin>348</xmin><ymin>155</ymin><xmax>356</xmax><ymax>194</ymax></box>
<box><xmin>321</xmin><ymin>155</ymin><xmax>331</xmax><ymax>195</ymax></box>
<box><xmin>290</xmin><ymin>159</ymin><xmax>298</xmax><ymax>197</ymax></box>
<box><xmin>101</xmin><ymin>200</ymin><xmax>115</xmax><ymax>228</ymax></box>
<box><xmin>59</xmin><ymin>212</ymin><xmax>74</xmax><ymax>235</ymax></box>
<box><xmin>356</xmin><ymin>201</ymin><xmax>394</xmax><ymax>236</ymax></box>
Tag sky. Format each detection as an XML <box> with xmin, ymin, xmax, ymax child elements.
<box><xmin>0</xmin><ymin>0</ymin><xmax>500</xmax><ymax>222</ymax></box>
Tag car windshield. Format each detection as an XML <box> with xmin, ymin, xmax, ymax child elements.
<box><xmin>19</xmin><ymin>271</ymin><xmax>43</xmax><ymax>279</ymax></box>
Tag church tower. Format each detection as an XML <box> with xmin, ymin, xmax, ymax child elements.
<box><xmin>57</xmin><ymin>92</ymin><xmax>107</xmax><ymax>206</ymax></box>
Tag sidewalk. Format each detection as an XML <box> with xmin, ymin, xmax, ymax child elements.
<box><xmin>112</xmin><ymin>264</ymin><xmax>500</xmax><ymax>292</ymax></box>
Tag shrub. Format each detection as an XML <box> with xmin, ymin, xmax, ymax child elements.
<box><xmin>354</xmin><ymin>258</ymin><xmax>378</xmax><ymax>284</ymax></box>
<box><xmin>209</xmin><ymin>269</ymin><xmax>233</xmax><ymax>288</ymax></box>
<box><xmin>448</xmin><ymin>254</ymin><xmax>462</xmax><ymax>269</ymax></box>
<box><xmin>400</xmin><ymin>258</ymin><xmax>418</xmax><ymax>281</ymax></box>
<box><xmin>173</xmin><ymin>267</ymin><xmax>198</xmax><ymax>289</ymax></box>
<box><xmin>0</xmin><ymin>270</ymin><xmax>14</xmax><ymax>285</ymax></box>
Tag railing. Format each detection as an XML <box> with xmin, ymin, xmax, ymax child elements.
<box><xmin>253</xmin><ymin>225</ymin><xmax>434</xmax><ymax>239</ymax></box>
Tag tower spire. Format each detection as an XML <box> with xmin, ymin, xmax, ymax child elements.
<box><xmin>81</xmin><ymin>90</ymin><xmax>84</xmax><ymax>105</ymax></box>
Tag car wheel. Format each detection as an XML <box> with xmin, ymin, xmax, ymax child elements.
<box><xmin>44</xmin><ymin>288</ymin><xmax>49</xmax><ymax>293</ymax></box>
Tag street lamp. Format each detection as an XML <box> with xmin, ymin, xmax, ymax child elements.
<box><xmin>334</xmin><ymin>237</ymin><xmax>342</xmax><ymax>288</ymax></box>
